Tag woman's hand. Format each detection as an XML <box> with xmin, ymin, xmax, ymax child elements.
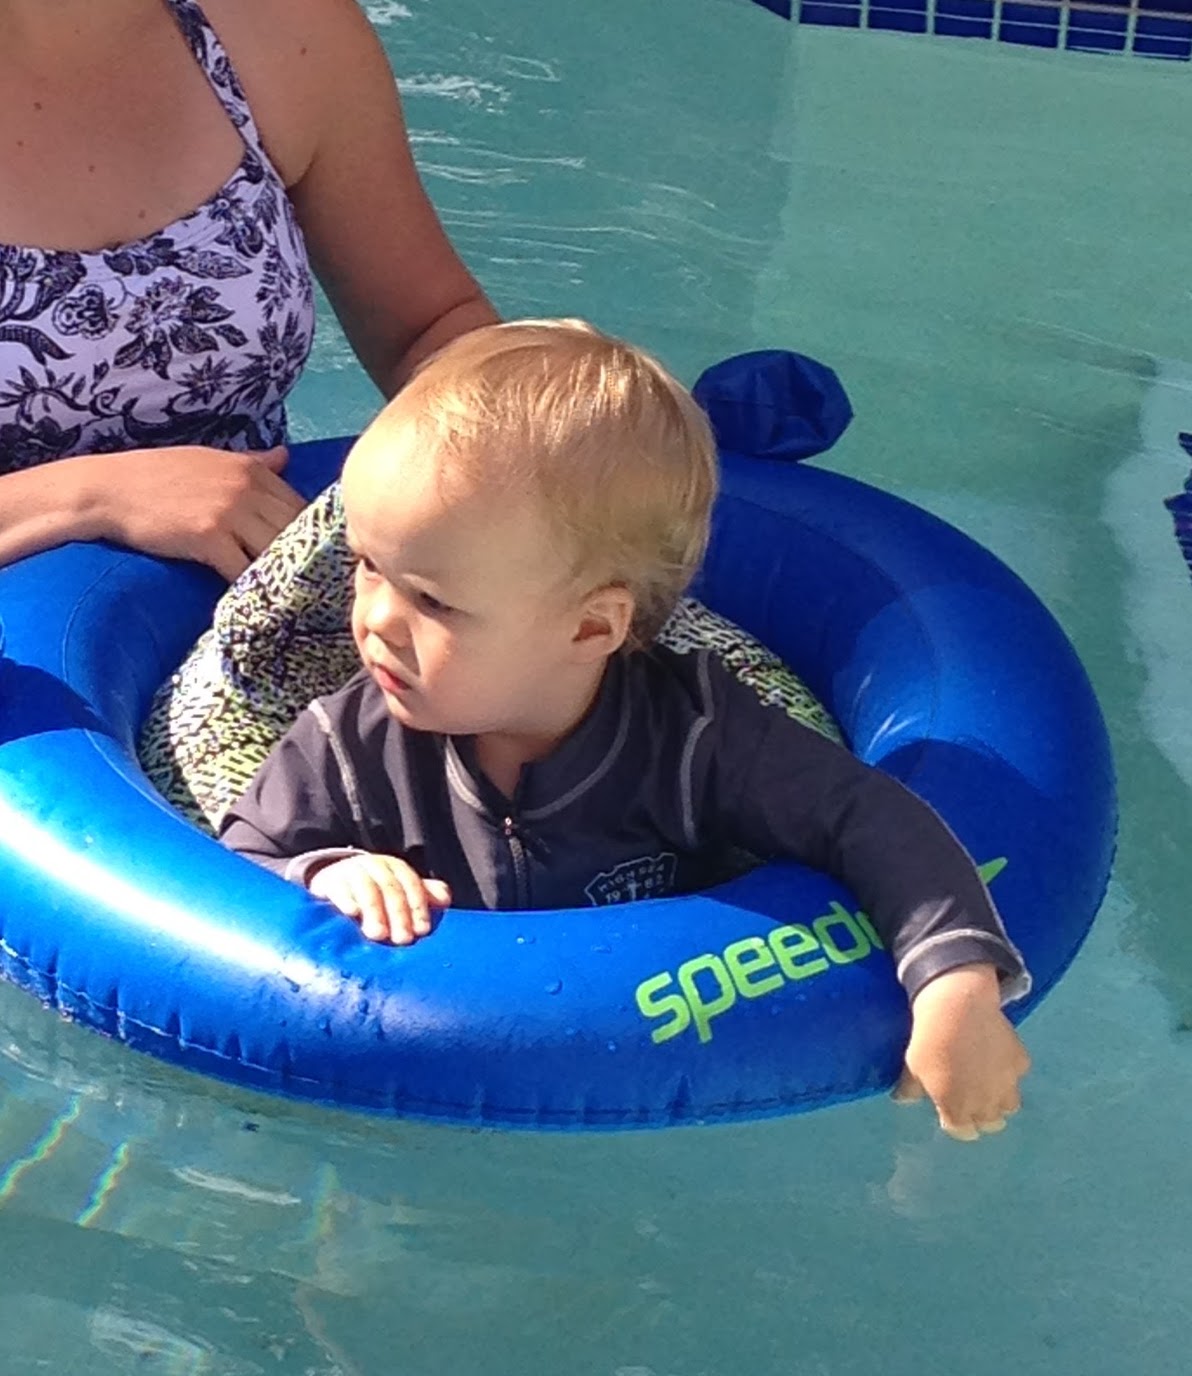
<box><xmin>88</xmin><ymin>444</ymin><xmax>307</xmax><ymax>580</ymax></box>
<box><xmin>309</xmin><ymin>853</ymin><xmax>452</xmax><ymax>945</ymax></box>
<box><xmin>1</xmin><ymin>444</ymin><xmax>306</xmax><ymax>574</ymax></box>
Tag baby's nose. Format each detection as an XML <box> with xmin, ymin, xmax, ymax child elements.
<box><xmin>364</xmin><ymin>587</ymin><xmax>408</xmax><ymax>643</ymax></box>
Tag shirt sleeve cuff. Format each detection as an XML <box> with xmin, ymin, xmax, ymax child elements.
<box><xmin>896</xmin><ymin>931</ymin><xmax>1032</xmax><ymax>1006</ymax></box>
<box><xmin>284</xmin><ymin>847</ymin><xmax>365</xmax><ymax>888</ymax></box>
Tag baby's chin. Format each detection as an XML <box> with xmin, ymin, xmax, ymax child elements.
<box><xmin>380</xmin><ymin>692</ymin><xmax>476</xmax><ymax>738</ymax></box>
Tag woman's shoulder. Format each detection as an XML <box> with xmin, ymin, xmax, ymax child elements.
<box><xmin>197</xmin><ymin>0</ymin><xmax>390</xmax><ymax>186</ymax></box>
<box><xmin>201</xmin><ymin>0</ymin><xmax>380</xmax><ymax>54</ymax></box>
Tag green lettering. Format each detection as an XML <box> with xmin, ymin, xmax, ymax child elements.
<box><xmin>813</xmin><ymin>902</ymin><xmax>872</xmax><ymax>965</ymax></box>
<box><xmin>634</xmin><ymin>863</ymin><xmax>1004</xmax><ymax>1045</ymax></box>
<box><xmin>724</xmin><ymin>937</ymin><xmax>784</xmax><ymax>999</ymax></box>
<box><xmin>768</xmin><ymin>924</ymin><xmax>830</xmax><ymax>980</ymax></box>
<box><xmin>677</xmin><ymin>954</ymin><xmax>737</xmax><ymax>1044</ymax></box>
<box><xmin>635</xmin><ymin>971</ymin><xmax>692</xmax><ymax>1045</ymax></box>
<box><xmin>855</xmin><ymin>908</ymin><xmax>883</xmax><ymax>950</ymax></box>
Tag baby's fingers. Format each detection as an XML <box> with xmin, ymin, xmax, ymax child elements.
<box><xmin>938</xmin><ymin>1114</ymin><xmax>983</xmax><ymax>1143</ymax></box>
<box><xmin>891</xmin><ymin>1069</ymin><xmax>926</xmax><ymax>1105</ymax></box>
<box><xmin>424</xmin><ymin>878</ymin><xmax>452</xmax><ymax>908</ymax></box>
<box><xmin>308</xmin><ymin>863</ymin><xmax>361</xmax><ymax>916</ymax></box>
<box><xmin>313</xmin><ymin>857</ymin><xmax>445</xmax><ymax>946</ymax></box>
<box><xmin>935</xmin><ymin>1089</ymin><xmax>1020</xmax><ymax>1142</ymax></box>
<box><xmin>386</xmin><ymin>866</ymin><xmax>449</xmax><ymax>942</ymax></box>
<box><xmin>362</xmin><ymin>858</ymin><xmax>435</xmax><ymax>945</ymax></box>
<box><xmin>353</xmin><ymin>868</ymin><xmax>397</xmax><ymax>943</ymax></box>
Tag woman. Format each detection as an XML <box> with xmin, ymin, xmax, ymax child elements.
<box><xmin>0</xmin><ymin>0</ymin><xmax>497</xmax><ymax>576</ymax></box>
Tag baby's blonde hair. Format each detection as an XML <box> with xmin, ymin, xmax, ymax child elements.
<box><xmin>387</xmin><ymin>319</ymin><xmax>718</xmax><ymax>648</ymax></box>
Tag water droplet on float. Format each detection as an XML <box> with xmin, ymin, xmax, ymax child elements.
<box><xmin>545</xmin><ymin>979</ymin><xmax>562</xmax><ymax>995</ymax></box>
<box><xmin>516</xmin><ymin>933</ymin><xmax>536</xmax><ymax>946</ymax></box>
<box><xmin>606</xmin><ymin>1040</ymin><xmax>619</xmax><ymax>1053</ymax></box>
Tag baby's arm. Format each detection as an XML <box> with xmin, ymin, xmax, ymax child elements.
<box><xmin>219</xmin><ymin>706</ymin><xmax>364</xmax><ymax>880</ymax></box>
<box><xmin>703</xmin><ymin>660</ymin><xmax>1030</xmax><ymax>1135</ymax></box>
<box><xmin>220</xmin><ymin>702</ymin><xmax>447</xmax><ymax>945</ymax></box>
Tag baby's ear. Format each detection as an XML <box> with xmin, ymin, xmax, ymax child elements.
<box><xmin>572</xmin><ymin>584</ymin><xmax>635</xmax><ymax>661</ymax></box>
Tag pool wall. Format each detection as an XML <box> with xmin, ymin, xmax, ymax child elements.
<box><xmin>750</xmin><ymin>0</ymin><xmax>1192</xmax><ymax>60</ymax></box>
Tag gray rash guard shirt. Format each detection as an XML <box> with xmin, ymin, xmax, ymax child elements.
<box><xmin>220</xmin><ymin>645</ymin><xmax>1030</xmax><ymax>1004</ymax></box>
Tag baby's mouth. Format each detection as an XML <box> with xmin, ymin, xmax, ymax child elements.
<box><xmin>372</xmin><ymin>661</ymin><xmax>413</xmax><ymax>695</ymax></box>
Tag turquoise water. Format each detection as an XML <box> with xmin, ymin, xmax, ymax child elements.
<box><xmin>2</xmin><ymin>3</ymin><xmax>1191</xmax><ymax>1371</ymax></box>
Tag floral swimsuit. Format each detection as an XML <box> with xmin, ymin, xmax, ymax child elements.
<box><xmin>0</xmin><ymin>0</ymin><xmax>316</xmax><ymax>473</ymax></box>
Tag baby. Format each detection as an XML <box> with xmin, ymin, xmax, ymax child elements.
<box><xmin>221</xmin><ymin>319</ymin><xmax>1031</xmax><ymax>1139</ymax></box>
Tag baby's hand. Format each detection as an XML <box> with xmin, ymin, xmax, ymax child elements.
<box><xmin>893</xmin><ymin>963</ymin><xmax>1030</xmax><ymax>1141</ymax></box>
<box><xmin>308</xmin><ymin>854</ymin><xmax>451</xmax><ymax>945</ymax></box>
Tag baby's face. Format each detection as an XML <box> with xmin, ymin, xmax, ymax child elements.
<box><xmin>341</xmin><ymin>427</ymin><xmax>588</xmax><ymax>741</ymax></box>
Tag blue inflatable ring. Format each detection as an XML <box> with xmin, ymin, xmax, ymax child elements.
<box><xmin>0</xmin><ymin>433</ymin><xmax>1115</xmax><ymax>1129</ymax></box>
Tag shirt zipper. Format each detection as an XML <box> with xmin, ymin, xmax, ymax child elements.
<box><xmin>502</xmin><ymin>815</ymin><xmax>530</xmax><ymax>908</ymax></box>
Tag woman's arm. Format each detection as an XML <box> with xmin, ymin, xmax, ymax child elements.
<box><xmin>243</xmin><ymin>0</ymin><xmax>500</xmax><ymax>396</ymax></box>
<box><xmin>0</xmin><ymin>446</ymin><xmax>305</xmax><ymax>576</ymax></box>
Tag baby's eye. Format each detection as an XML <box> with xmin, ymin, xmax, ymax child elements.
<box><xmin>416</xmin><ymin>589</ymin><xmax>453</xmax><ymax>616</ymax></box>
<box><xmin>355</xmin><ymin>553</ymin><xmax>379</xmax><ymax>577</ymax></box>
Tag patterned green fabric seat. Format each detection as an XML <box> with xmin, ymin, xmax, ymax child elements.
<box><xmin>138</xmin><ymin>483</ymin><xmax>841</xmax><ymax>834</ymax></box>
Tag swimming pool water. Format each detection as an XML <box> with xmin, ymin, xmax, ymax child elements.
<box><xmin>1</xmin><ymin>3</ymin><xmax>1190</xmax><ymax>1371</ymax></box>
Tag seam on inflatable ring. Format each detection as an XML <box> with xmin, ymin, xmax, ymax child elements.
<box><xmin>59</xmin><ymin>554</ymin><xmax>142</xmax><ymax>685</ymax></box>
<box><xmin>62</xmin><ymin>553</ymin><xmax>191</xmax><ymax>777</ymax></box>
<box><xmin>0</xmin><ymin>931</ymin><xmax>884</xmax><ymax>1123</ymax></box>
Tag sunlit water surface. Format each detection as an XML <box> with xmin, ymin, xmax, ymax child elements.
<box><xmin>2</xmin><ymin>3</ymin><xmax>1190</xmax><ymax>1372</ymax></box>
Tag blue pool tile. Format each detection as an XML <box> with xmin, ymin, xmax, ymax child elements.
<box><xmin>934</xmin><ymin>0</ymin><xmax>994</xmax><ymax>38</ymax></box>
<box><xmin>787</xmin><ymin>0</ymin><xmax>1190</xmax><ymax>58</ymax></box>
<box><xmin>1066</xmin><ymin>7</ymin><xmax>1127</xmax><ymax>51</ymax></box>
<box><xmin>1133</xmin><ymin>14</ymin><xmax>1192</xmax><ymax>57</ymax></box>
<box><xmin>798</xmin><ymin>0</ymin><xmax>863</xmax><ymax>25</ymax></box>
<box><xmin>871</xmin><ymin>2</ymin><xmax>929</xmax><ymax>31</ymax></box>
<box><xmin>999</xmin><ymin>2</ymin><xmax>1061</xmax><ymax>46</ymax></box>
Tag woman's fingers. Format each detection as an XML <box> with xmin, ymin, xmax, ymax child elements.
<box><xmin>225</xmin><ymin>457</ymin><xmax>306</xmax><ymax>565</ymax></box>
<box><xmin>209</xmin><ymin>464</ymin><xmax>306</xmax><ymax>575</ymax></box>
<box><xmin>224</xmin><ymin>514</ymin><xmax>277</xmax><ymax>568</ymax></box>
<box><xmin>251</xmin><ymin>445</ymin><xmax>290</xmax><ymax>474</ymax></box>
<box><xmin>247</xmin><ymin>453</ymin><xmax>307</xmax><ymax>521</ymax></box>
<box><xmin>206</xmin><ymin>531</ymin><xmax>255</xmax><ymax>583</ymax></box>
<box><xmin>96</xmin><ymin>445</ymin><xmax>306</xmax><ymax>576</ymax></box>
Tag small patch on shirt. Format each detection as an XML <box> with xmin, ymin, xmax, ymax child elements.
<box><xmin>585</xmin><ymin>853</ymin><xmax>677</xmax><ymax>906</ymax></box>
